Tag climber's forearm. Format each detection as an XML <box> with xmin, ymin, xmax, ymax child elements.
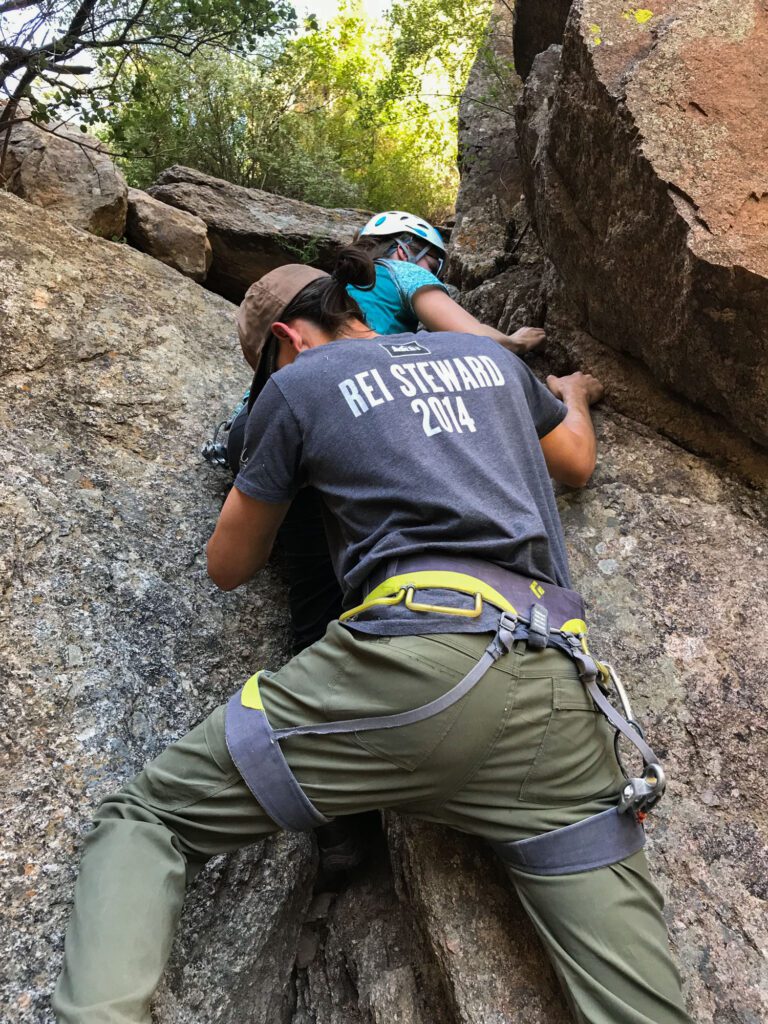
<box><xmin>475</xmin><ymin>323</ymin><xmax>510</xmax><ymax>344</ymax></box>
<box><xmin>414</xmin><ymin>287</ymin><xmax>495</xmax><ymax>336</ymax></box>
<box><xmin>540</xmin><ymin>373</ymin><xmax>603</xmax><ymax>488</ymax></box>
<box><xmin>207</xmin><ymin>488</ymin><xmax>290</xmax><ymax>590</ymax></box>
<box><xmin>412</xmin><ymin>290</ymin><xmax>544</xmax><ymax>354</ymax></box>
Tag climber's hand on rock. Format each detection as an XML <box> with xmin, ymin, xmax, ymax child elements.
<box><xmin>546</xmin><ymin>372</ymin><xmax>604</xmax><ymax>407</ymax></box>
<box><xmin>504</xmin><ymin>326</ymin><xmax>545</xmax><ymax>354</ymax></box>
<box><xmin>541</xmin><ymin>374</ymin><xmax>601</xmax><ymax>486</ymax></box>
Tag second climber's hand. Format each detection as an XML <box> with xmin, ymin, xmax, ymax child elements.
<box><xmin>503</xmin><ymin>326</ymin><xmax>546</xmax><ymax>355</ymax></box>
<box><xmin>546</xmin><ymin>371</ymin><xmax>604</xmax><ymax>407</ymax></box>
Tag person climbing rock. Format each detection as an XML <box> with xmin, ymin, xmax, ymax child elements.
<box><xmin>54</xmin><ymin>248</ymin><xmax>692</xmax><ymax>1024</ymax></box>
<box><xmin>346</xmin><ymin>208</ymin><xmax>544</xmax><ymax>353</ymax></box>
<box><xmin>209</xmin><ymin>210</ymin><xmax>545</xmax><ymax>654</ymax></box>
<box><xmin>224</xmin><ymin>207</ymin><xmax>548</xmax><ymax>873</ymax></box>
<box><xmin>237</xmin><ymin>210</ymin><xmax>544</xmax><ymax>372</ymax></box>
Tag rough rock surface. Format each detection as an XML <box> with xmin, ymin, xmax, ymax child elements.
<box><xmin>514</xmin><ymin>0</ymin><xmax>768</xmax><ymax>448</ymax></box>
<box><xmin>388</xmin><ymin>818</ymin><xmax>570</xmax><ymax>1023</ymax></box>
<box><xmin>447</xmin><ymin>1</ymin><xmax>524</xmax><ymax>291</ymax></box>
<box><xmin>556</xmin><ymin>415</ymin><xmax>767</xmax><ymax>1024</ymax></box>
<box><xmin>290</xmin><ymin>820</ymin><xmax>430</xmax><ymax>1024</ymax></box>
<box><xmin>0</xmin><ymin>104</ymin><xmax>127</xmax><ymax>237</ymax></box>
<box><xmin>147</xmin><ymin>165</ymin><xmax>367</xmax><ymax>302</ymax></box>
<box><xmin>3</xmin><ymin>14</ymin><xmax>768</xmax><ymax>1013</ymax></box>
<box><xmin>126</xmin><ymin>187</ymin><xmax>213</xmax><ymax>283</ymax></box>
<box><xmin>446</xmin><ymin>3</ymin><xmax>768</xmax><ymax>1017</ymax></box>
<box><xmin>0</xmin><ymin>189</ymin><xmax>306</xmax><ymax>1022</ymax></box>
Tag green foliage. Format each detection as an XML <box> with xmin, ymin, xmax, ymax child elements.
<box><xmin>0</xmin><ymin>0</ymin><xmax>293</xmax><ymax>136</ymax></box>
<box><xmin>100</xmin><ymin>0</ymin><xmax>493</xmax><ymax>221</ymax></box>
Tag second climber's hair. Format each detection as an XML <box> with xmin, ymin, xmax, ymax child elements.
<box><xmin>278</xmin><ymin>246</ymin><xmax>376</xmax><ymax>334</ymax></box>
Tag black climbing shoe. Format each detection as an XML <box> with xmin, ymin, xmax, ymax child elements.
<box><xmin>316</xmin><ymin>820</ymin><xmax>365</xmax><ymax>874</ymax></box>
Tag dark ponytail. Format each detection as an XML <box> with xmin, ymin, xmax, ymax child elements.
<box><xmin>278</xmin><ymin>245</ymin><xmax>377</xmax><ymax>335</ymax></box>
<box><xmin>333</xmin><ymin>245</ymin><xmax>377</xmax><ymax>291</ymax></box>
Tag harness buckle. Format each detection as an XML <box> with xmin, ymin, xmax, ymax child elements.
<box><xmin>526</xmin><ymin>603</ymin><xmax>550</xmax><ymax>649</ymax></box>
<box><xmin>488</xmin><ymin>611</ymin><xmax>518</xmax><ymax>659</ymax></box>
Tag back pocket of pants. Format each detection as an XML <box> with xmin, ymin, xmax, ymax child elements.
<box><xmin>518</xmin><ymin>677</ymin><xmax>623</xmax><ymax>804</ymax></box>
<box><xmin>352</xmin><ymin>698</ymin><xmax>466</xmax><ymax>772</ymax></box>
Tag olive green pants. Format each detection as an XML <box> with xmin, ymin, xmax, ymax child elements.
<box><xmin>53</xmin><ymin>623</ymin><xmax>691</xmax><ymax>1024</ymax></box>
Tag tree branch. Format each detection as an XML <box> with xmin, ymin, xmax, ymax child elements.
<box><xmin>0</xmin><ymin>63</ymin><xmax>35</xmax><ymax>177</ymax></box>
<box><xmin>0</xmin><ymin>0</ymin><xmax>40</xmax><ymax>13</ymax></box>
<box><xmin>40</xmin><ymin>61</ymin><xmax>93</xmax><ymax>74</ymax></box>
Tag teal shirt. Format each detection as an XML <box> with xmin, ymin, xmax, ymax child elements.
<box><xmin>347</xmin><ymin>260</ymin><xmax>448</xmax><ymax>335</ymax></box>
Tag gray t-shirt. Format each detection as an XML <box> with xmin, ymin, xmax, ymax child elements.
<box><xmin>235</xmin><ymin>331</ymin><xmax>569</xmax><ymax>635</ymax></box>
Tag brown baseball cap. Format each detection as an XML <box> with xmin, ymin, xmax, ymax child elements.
<box><xmin>237</xmin><ymin>264</ymin><xmax>330</xmax><ymax>371</ymax></box>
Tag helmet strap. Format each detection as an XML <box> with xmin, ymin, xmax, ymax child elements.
<box><xmin>408</xmin><ymin>242</ymin><xmax>445</xmax><ymax>280</ymax></box>
<box><xmin>407</xmin><ymin>244</ymin><xmax>431</xmax><ymax>265</ymax></box>
<box><xmin>389</xmin><ymin>236</ymin><xmax>445</xmax><ymax>279</ymax></box>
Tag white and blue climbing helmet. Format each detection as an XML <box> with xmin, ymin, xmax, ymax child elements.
<box><xmin>360</xmin><ymin>210</ymin><xmax>447</xmax><ymax>276</ymax></box>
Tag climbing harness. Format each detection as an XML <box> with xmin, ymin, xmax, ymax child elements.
<box><xmin>225</xmin><ymin>556</ymin><xmax>666</xmax><ymax>875</ymax></box>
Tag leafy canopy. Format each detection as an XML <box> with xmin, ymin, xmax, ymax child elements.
<box><xmin>0</xmin><ymin>0</ymin><xmax>293</xmax><ymax>136</ymax></box>
<box><xmin>2</xmin><ymin>0</ymin><xmax>494</xmax><ymax>220</ymax></box>
<box><xmin>103</xmin><ymin>0</ymin><xmax>493</xmax><ymax>220</ymax></box>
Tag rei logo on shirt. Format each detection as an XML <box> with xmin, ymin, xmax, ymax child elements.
<box><xmin>379</xmin><ymin>341</ymin><xmax>432</xmax><ymax>358</ymax></box>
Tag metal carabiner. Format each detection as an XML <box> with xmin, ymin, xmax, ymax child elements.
<box><xmin>589</xmin><ymin>662</ymin><xmax>667</xmax><ymax>816</ymax></box>
<box><xmin>600</xmin><ymin>662</ymin><xmax>642</xmax><ymax>730</ymax></box>
<box><xmin>404</xmin><ymin>587</ymin><xmax>483</xmax><ymax>619</ymax></box>
<box><xmin>618</xmin><ymin>762</ymin><xmax>667</xmax><ymax>815</ymax></box>
<box><xmin>598</xmin><ymin>661</ymin><xmax>648</xmax><ymax>773</ymax></box>
<box><xmin>599</xmin><ymin>662</ymin><xmax>666</xmax><ymax>809</ymax></box>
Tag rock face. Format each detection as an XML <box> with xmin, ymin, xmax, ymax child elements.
<box><xmin>388</xmin><ymin>818</ymin><xmax>571</xmax><ymax>1023</ymax></box>
<box><xmin>3</xmin><ymin>8</ymin><xmax>768</xmax><ymax>1016</ymax></box>
<box><xmin>448</xmin><ymin>1</ymin><xmax>524</xmax><ymax>291</ymax></box>
<box><xmin>0</xmin><ymin>189</ymin><xmax>303</xmax><ymax>1022</ymax></box>
<box><xmin>446</xmin><ymin>3</ymin><xmax>768</xmax><ymax>1020</ymax></box>
<box><xmin>147</xmin><ymin>165</ymin><xmax>367</xmax><ymax>302</ymax></box>
<box><xmin>553</xmin><ymin>416</ymin><xmax>768</xmax><ymax>1024</ymax></box>
<box><xmin>289</xmin><ymin>820</ymin><xmax>430</xmax><ymax>1024</ymax></box>
<box><xmin>3</xmin><ymin>187</ymin><xmax>768</xmax><ymax>1024</ymax></box>
<box><xmin>126</xmin><ymin>187</ymin><xmax>213</xmax><ymax>283</ymax></box>
<box><xmin>514</xmin><ymin>0</ymin><xmax>768</xmax><ymax>449</ymax></box>
<box><xmin>448</xmin><ymin>3</ymin><xmax>549</xmax><ymax>342</ymax></box>
<box><xmin>0</xmin><ymin>105</ymin><xmax>127</xmax><ymax>237</ymax></box>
